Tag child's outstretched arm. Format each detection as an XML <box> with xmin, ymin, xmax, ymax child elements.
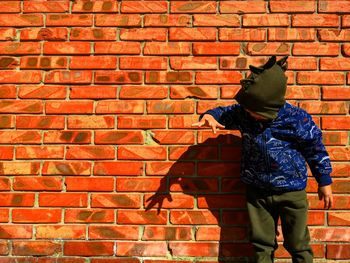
<box><xmin>318</xmin><ymin>185</ymin><xmax>333</xmax><ymax>210</ymax></box>
<box><xmin>192</xmin><ymin>114</ymin><xmax>225</xmax><ymax>134</ymax></box>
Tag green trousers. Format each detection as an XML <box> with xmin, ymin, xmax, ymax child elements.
<box><xmin>246</xmin><ymin>186</ymin><xmax>313</xmax><ymax>263</ymax></box>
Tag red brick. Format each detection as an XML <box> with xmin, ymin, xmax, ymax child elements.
<box><xmin>46</xmin><ymin>100</ymin><xmax>94</xmax><ymax>115</ymax></box>
<box><xmin>117</xmin><ymin>178</ymin><xmax>164</xmax><ymax>192</ymax></box>
<box><xmin>0</xmin><ymin>1</ymin><xmax>20</xmax><ymax>13</ymax></box>
<box><xmin>70</xmin><ymin>56</ymin><xmax>116</xmax><ymax>69</ymax></box>
<box><xmin>293</xmin><ymin>43</ymin><xmax>339</xmax><ymax>56</ymax></box>
<box><xmin>95</xmin><ymin>42</ymin><xmax>141</xmax><ymax>54</ymax></box>
<box><xmin>0</xmin><ymin>28</ymin><xmax>15</xmax><ymax>40</ymax></box>
<box><xmin>142</xmin><ymin>226</ymin><xmax>192</xmax><ymax>241</ymax></box>
<box><xmin>16</xmin><ymin>146</ymin><xmax>64</xmax><ymax>159</ymax></box>
<box><xmin>0</xmin><ymin>131</ymin><xmax>41</xmax><ymax>144</ymax></box>
<box><xmin>327</xmin><ymin>147</ymin><xmax>350</xmax><ymax>161</ymax></box>
<box><xmin>0</xmin><ymin>177</ymin><xmax>10</xmax><ymax>191</ymax></box>
<box><xmin>95</xmin><ymin>131</ymin><xmax>143</xmax><ymax>145</ymax></box>
<box><xmin>12</xmin><ymin>241</ymin><xmax>61</xmax><ymax>256</ymax></box>
<box><xmin>145</xmin><ymin>193</ymin><xmax>194</xmax><ymax>209</ymax></box>
<box><xmin>64</xmin><ymin>241</ymin><xmax>114</xmax><ymax>256</ymax></box>
<box><xmin>327</xmin><ymin>244</ymin><xmax>350</xmax><ymax>259</ymax></box>
<box><xmin>169</xmin><ymin>28</ymin><xmax>216</xmax><ymax>41</ymax></box>
<box><xmin>0</xmin><ymin>100</ymin><xmax>43</xmax><ymax>113</ymax></box>
<box><xmin>322</xmin><ymin>86</ymin><xmax>350</xmax><ymax>100</ymax></box>
<box><xmin>95</xmin><ymin>71</ymin><xmax>142</xmax><ymax>84</ymax></box>
<box><xmin>0</xmin><ymin>146</ymin><xmax>14</xmax><ymax>160</ymax></box>
<box><xmin>169</xmin><ymin>145</ymin><xmax>218</xmax><ymax>160</ymax></box>
<box><xmin>196</xmin><ymin>226</ymin><xmax>247</xmax><ymax>241</ymax></box>
<box><xmin>293</xmin><ymin>14</ymin><xmax>339</xmax><ymax>27</ymax></box>
<box><xmin>120</xmin><ymin>28</ymin><xmax>167</xmax><ymax>41</ymax></box>
<box><xmin>119</xmin><ymin>86</ymin><xmax>167</xmax><ymax>99</ymax></box>
<box><xmin>68</xmin><ymin>116</ymin><xmax>115</xmax><ymax>129</ymax></box>
<box><xmin>308</xmin><ymin>195</ymin><xmax>350</xmax><ymax>210</ymax></box>
<box><xmin>36</xmin><ymin>225</ymin><xmax>86</xmax><ymax>240</ymax></box>
<box><xmin>93</xmin><ymin>161</ymin><xmax>143</xmax><ymax>176</ymax></box>
<box><xmin>322</xmin><ymin>116</ymin><xmax>350</xmax><ymax>130</ymax></box>
<box><xmin>246</xmin><ymin>42</ymin><xmax>290</xmax><ymax>56</ymax></box>
<box><xmin>220</xmin><ymin>1</ymin><xmax>266</xmax><ymax>13</ymax></box>
<box><xmin>66</xmin><ymin>177</ymin><xmax>114</xmax><ymax>192</ymax></box>
<box><xmin>24</xmin><ymin>1</ymin><xmax>69</xmax><ymax>13</ymax></box>
<box><xmin>46</xmin><ymin>14</ymin><xmax>93</xmax><ymax>26</ymax></box>
<box><xmin>0</xmin><ymin>114</ymin><xmax>14</xmax><ymax>128</ymax></box>
<box><xmin>285</xmin><ymin>86</ymin><xmax>320</xmax><ymax>100</ymax></box>
<box><xmin>0</xmin><ymin>70</ymin><xmax>42</xmax><ymax>84</ymax></box>
<box><xmin>171</xmin><ymin>86</ymin><xmax>217</xmax><ymax>99</ymax></box>
<box><xmin>16</xmin><ymin>116</ymin><xmax>64</xmax><ymax>129</ymax></box>
<box><xmin>321</xmin><ymin>57</ymin><xmax>350</xmax><ymax>70</ymax></box>
<box><xmin>144</xmin><ymin>14</ymin><xmax>191</xmax><ymax>27</ymax></box>
<box><xmin>20</xmin><ymin>56</ymin><xmax>67</xmax><ymax>69</ymax></box>
<box><xmin>118</xmin><ymin>116</ymin><xmax>166</xmax><ymax>129</ymax></box>
<box><xmin>319</xmin><ymin>0</ymin><xmax>350</xmax><ymax>13</ymax></box>
<box><xmin>0</xmin><ymin>193</ymin><xmax>35</xmax><ymax>207</ymax></box>
<box><xmin>0</xmin><ymin>14</ymin><xmax>43</xmax><ymax>27</ymax></box>
<box><xmin>43</xmin><ymin>130</ymin><xmax>91</xmax><ymax>144</ymax></box>
<box><xmin>268</xmin><ymin>28</ymin><xmax>315</xmax><ymax>41</ymax></box>
<box><xmin>42</xmin><ymin>161</ymin><xmax>91</xmax><ymax>176</ymax></box>
<box><xmin>18</xmin><ymin>85</ymin><xmax>67</xmax><ymax>99</ymax></box>
<box><xmin>120</xmin><ymin>56</ymin><xmax>167</xmax><ymax>70</ymax></box>
<box><xmin>297</xmin><ymin>72</ymin><xmax>344</xmax><ymax>85</ymax></box>
<box><xmin>96</xmin><ymin>100</ymin><xmax>144</xmax><ymax>114</ymax></box>
<box><xmin>147</xmin><ymin>101</ymin><xmax>194</xmax><ymax>114</ymax></box>
<box><xmin>221</xmin><ymin>28</ymin><xmax>266</xmax><ymax>42</ymax></box>
<box><xmin>328</xmin><ymin>212</ymin><xmax>350</xmax><ymax>226</ymax></box>
<box><xmin>0</xmin><ymin>224</ymin><xmax>32</xmax><ymax>239</ymax></box>
<box><xmin>343</xmin><ymin>15</ymin><xmax>350</xmax><ymax>27</ymax></box>
<box><xmin>65</xmin><ymin>209</ymin><xmax>115</xmax><ymax>223</ymax></box>
<box><xmin>144</xmin><ymin>42</ymin><xmax>191</xmax><ymax>55</ymax></box>
<box><xmin>72</xmin><ymin>0</ymin><xmax>118</xmax><ymax>13</ymax></box>
<box><xmin>171</xmin><ymin>1</ymin><xmax>216</xmax><ymax>13</ymax></box>
<box><xmin>194</xmin><ymin>14</ymin><xmax>239</xmax><ymax>26</ymax></box>
<box><xmin>193</xmin><ymin>43</ymin><xmax>240</xmax><ymax>55</ymax></box>
<box><xmin>90</xmin><ymin>226</ymin><xmax>139</xmax><ymax>240</ymax></box>
<box><xmin>0</xmin><ymin>209</ymin><xmax>9</xmax><ymax>223</ymax></box>
<box><xmin>299</xmin><ymin>101</ymin><xmax>348</xmax><ymax>114</ymax></box>
<box><xmin>118</xmin><ymin>146</ymin><xmax>166</xmax><ymax>160</ymax></box>
<box><xmin>196</xmin><ymin>71</ymin><xmax>242</xmax><ymax>84</ymax></box>
<box><xmin>168</xmin><ymin>115</ymin><xmax>202</xmax><ymax>129</ymax></box>
<box><xmin>310</xmin><ymin>227</ymin><xmax>350</xmax><ymax>242</ymax></box>
<box><xmin>70</xmin><ymin>86</ymin><xmax>116</xmax><ymax>99</ymax></box>
<box><xmin>0</xmin><ymin>161</ymin><xmax>40</xmax><ymax>175</ymax></box>
<box><xmin>121</xmin><ymin>1</ymin><xmax>167</xmax><ymax>13</ymax></box>
<box><xmin>323</xmin><ymin>131</ymin><xmax>348</xmax><ymax>145</ymax></box>
<box><xmin>20</xmin><ymin>28</ymin><xmax>68</xmax><ymax>41</ymax></box>
<box><xmin>92</xmin><ymin>259</ymin><xmax>140</xmax><ymax>263</ymax></box>
<box><xmin>170</xmin><ymin>57</ymin><xmax>217</xmax><ymax>70</ymax></box>
<box><xmin>118</xmin><ymin>210</ymin><xmax>167</xmax><ymax>225</ymax></box>
<box><xmin>116</xmin><ymin>242</ymin><xmax>167</xmax><ymax>257</ymax></box>
<box><xmin>66</xmin><ymin>146</ymin><xmax>115</xmax><ymax>160</ymax></box>
<box><xmin>44</xmin><ymin>42</ymin><xmax>90</xmax><ymax>55</ymax></box>
<box><xmin>170</xmin><ymin>211</ymin><xmax>219</xmax><ymax>225</ymax></box>
<box><xmin>13</xmin><ymin>176</ymin><xmax>62</xmax><ymax>193</ymax></box>
<box><xmin>146</xmin><ymin>161</ymin><xmax>195</xmax><ymax>176</ymax></box>
<box><xmin>12</xmin><ymin>209</ymin><xmax>61</xmax><ymax>223</ymax></box>
<box><xmin>243</xmin><ymin>14</ymin><xmax>289</xmax><ymax>27</ymax></box>
<box><xmin>39</xmin><ymin>193</ymin><xmax>88</xmax><ymax>207</ymax></box>
<box><xmin>45</xmin><ymin>70</ymin><xmax>92</xmax><ymax>84</ymax></box>
<box><xmin>91</xmin><ymin>194</ymin><xmax>140</xmax><ymax>208</ymax></box>
<box><xmin>150</xmin><ymin>131</ymin><xmax>195</xmax><ymax>144</ymax></box>
<box><xmin>169</xmin><ymin>242</ymin><xmax>218</xmax><ymax>257</ymax></box>
<box><xmin>270</xmin><ymin>1</ymin><xmax>315</xmax><ymax>13</ymax></box>
<box><xmin>0</xmin><ymin>57</ymin><xmax>18</xmax><ymax>69</ymax></box>
<box><xmin>145</xmin><ymin>71</ymin><xmax>192</xmax><ymax>84</ymax></box>
<box><xmin>95</xmin><ymin>14</ymin><xmax>141</xmax><ymax>26</ymax></box>
<box><xmin>70</xmin><ymin>28</ymin><xmax>117</xmax><ymax>41</ymax></box>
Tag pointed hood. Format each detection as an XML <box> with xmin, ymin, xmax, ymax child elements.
<box><xmin>235</xmin><ymin>55</ymin><xmax>288</xmax><ymax>120</ymax></box>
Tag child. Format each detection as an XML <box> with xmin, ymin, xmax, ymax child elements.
<box><xmin>192</xmin><ymin>55</ymin><xmax>333</xmax><ymax>263</ymax></box>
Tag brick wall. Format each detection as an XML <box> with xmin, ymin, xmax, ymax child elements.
<box><xmin>0</xmin><ymin>0</ymin><xmax>349</xmax><ymax>262</ymax></box>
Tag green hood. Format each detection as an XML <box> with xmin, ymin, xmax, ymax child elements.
<box><xmin>235</xmin><ymin>55</ymin><xmax>288</xmax><ymax>120</ymax></box>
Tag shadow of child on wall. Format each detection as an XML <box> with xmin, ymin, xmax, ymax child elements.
<box><xmin>145</xmin><ymin>134</ymin><xmax>254</xmax><ymax>262</ymax></box>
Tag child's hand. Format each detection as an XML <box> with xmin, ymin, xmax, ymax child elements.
<box><xmin>192</xmin><ymin>114</ymin><xmax>225</xmax><ymax>134</ymax></box>
<box><xmin>318</xmin><ymin>184</ymin><xmax>333</xmax><ymax>209</ymax></box>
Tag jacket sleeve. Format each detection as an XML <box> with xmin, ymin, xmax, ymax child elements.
<box><xmin>200</xmin><ymin>104</ymin><xmax>241</xmax><ymax>130</ymax></box>
<box><xmin>295</xmin><ymin>110</ymin><xmax>332</xmax><ymax>186</ymax></box>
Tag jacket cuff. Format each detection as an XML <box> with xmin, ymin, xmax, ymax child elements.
<box><xmin>316</xmin><ymin>174</ymin><xmax>333</xmax><ymax>187</ymax></box>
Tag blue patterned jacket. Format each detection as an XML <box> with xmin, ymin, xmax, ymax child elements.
<box><xmin>204</xmin><ymin>102</ymin><xmax>332</xmax><ymax>192</ymax></box>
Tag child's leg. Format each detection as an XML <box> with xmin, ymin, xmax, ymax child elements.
<box><xmin>278</xmin><ymin>190</ymin><xmax>313</xmax><ymax>263</ymax></box>
<box><xmin>246</xmin><ymin>186</ymin><xmax>279</xmax><ymax>263</ymax></box>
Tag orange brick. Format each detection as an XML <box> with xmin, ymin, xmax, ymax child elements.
<box><xmin>13</xmin><ymin>241</ymin><xmax>61</xmax><ymax>256</ymax></box>
<box><xmin>0</xmin><ymin>57</ymin><xmax>18</xmax><ymax>69</ymax></box>
<box><xmin>66</xmin><ymin>146</ymin><xmax>115</xmax><ymax>160</ymax></box>
<box><xmin>65</xmin><ymin>209</ymin><xmax>115</xmax><ymax>223</ymax></box>
<box><xmin>0</xmin><ymin>225</ymin><xmax>31</xmax><ymax>239</ymax></box>
<box><xmin>144</xmin><ymin>42</ymin><xmax>191</xmax><ymax>55</ymax></box>
<box><xmin>90</xmin><ymin>226</ymin><xmax>139</xmax><ymax>240</ymax></box>
<box><xmin>327</xmin><ymin>244</ymin><xmax>350</xmax><ymax>259</ymax></box>
<box><xmin>46</xmin><ymin>14</ymin><xmax>93</xmax><ymax>26</ymax></box>
<box><xmin>0</xmin><ymin>146</ymin><xmax>14</xmax><ymax>160</ymax></box>
<box><xmin>246</xmin><ymin>42</ymin><xmax>290</xmax><ymax>56</ymax></box>
<box><xmin>16</xmin><ymin>146</ymin><xmax>64</xmax><ymax>159</ymax></box>
<box><xmin>319</xmin><ymin>1</ymin><xmax>350</xmax><ymax>13</ymax></box>
<box><xmin>293</xmin><ymin>43</ymin><xmax>339</xmax><ymax>56</ymax></box>
<box><xmin>96</xmin><ymin>100</ymin><xmax>144</xmax><ymax>114</ymax></box>
<box><xmin>95</xmin><ymin>42</ymin><xmax>141</xmax><ymax>54</ymax></box>
<box><xmin>268</xmin><ymin>28</ymin><xmax>315</xmax><ymax>41</ymax></box>
<box><xmin>170</xmin><ymin>211</ymin><xmax>219</xmax><ymax>225</ymax></box>
<box><xmin>20</xmin><ymin>56</ymin><xmax>67</xmax><ymax>69</ymax></box>
<box><xmin>147</xmin><ymin>100</ymin><xmax>194</xmax><ymax>114</ymax></box>
<box><xmin>70</xmin><ymin>86</ymin><xmax>117</xmax><ymax>99</ymax></box>
<box><xmin>322</xmin><ymin>86</ymin><xmax>350</xmax><ymax>100</ymax></box>
<box><xmin>193</xmin><ymin>14</ymin><xmax>239</xmax><ymax>26</ymax></box>
<box><xmin>193</xmin><ymin>43</ymin><xmax>240</xmax><ymax>55</ymax></box>
<box><xmin>120</xmin><ymin>28</ymin><xmax>167</xmax><ymax>41</ymax></box>
<box><xmin>0</xmin><ymin>71</ymin><xmax>42</xmax><ymax>84</ymax></box>
<box><xmin>43</xmin><ymin>130</ymin><xmax>92</xmax><ymax>144</ymax></box>
<box><xmin>220</xmin><ymin>1</ymin><xmax>266</xmax><ymax>13</ymax></box>
<box><xmin>219</xmin><ymin>28</ymin><xmax>266</xmax><ymax>41</ymax></box>
<box><xmin>121</xmin><ymin>1</ymin><xmax>167</xmax><ymax>13</ymax></box>
<box><xmin>170</xmin><ymin>85</ymin><xmax>218</xmax><ymax>99</ymax></box>
<box><xmin>119</xmin><ymin>86</ymin><xmax>167</xmax><ymax>99</ymax></box>
<box><xmin>70</xmin><ymin>28</ymin><xmax>117</xmax><ymax>41</ymax></box>
<box><xmin>95</xmin><ymin>14</ymin><xmax>141</xmax><ymax>26</ymax></box>
<box><xmin>118</xmin><ymin>210</ymin><xmax>167</xmax><ymax>224</ymax></box>
<box><xmin>269</xmin><ymin>1</ymin><xmax>315</xmax><ymax>13</ymax></box>
<box><xmin>196</xmin><ymin>71</ymin><xmax>242</xmax><ymax>84</ymax></box>
<box><xmin>64</xmin><ymin>241</ymin><xmax>114</xmax><ymax>256</ymax></box>
<box><xmin>116</xmin><ymin>242</ymin><xmax>167</xmax><ymax>257</ymax></box>
<box><xmin>0</xmin><ymin>85</ymin><xmax>16</xmax><ymax>99</ymax></box>
<box><xmin>91</xmin><ymin>194</ymin><xmax>141</xmax><ymax>208</ymax></box>
<box><xmin>0</xmin><ymin>1</ymin><xmax>20</xmax><ymax>13</ymax></box>
<box><xmin>0</xmin><ymin>114</ymin><xmax>14</xmax><ymax>128</ymax></box>
<box><xmin>0</xmin><ymin>28</ymin><xmax>16</xmax><ymax>40</ymax></box>
<box><xmin>42</xmin><ymin>161</ymin><xmax>91</xmax><ymax>176</ymax></box>
<box><xmin>0</xmin><ymin>131</ymin><xmax>41</xmax><ymax>144</ymax></box>
<box><xmin>12</xmin><ymin>209</ymin><xmax>61</xmax><ymax>223</ymax></box>
<box><xmin>45</xmin><ymin>101</ymin><xmax>94</xmax><ymax>114</ymax></box>
<box><xmin>65</xmin><ymin>177</ymin><xmax>115</xmax><ymax>192</ymax></box>
<box><xmin>142</xmin><ymin>226</ymin><xmax>192</xmax><ymax>240</ymax></box>
<box><xmin>120</xmin><ymin>56</ymin><xmax>167</xmax><ymax>70</ymax></box>
<box><xmin>24</xmin><ymin>1</ymin><xmax>69</xmax><ymax>13</ymax></box>
<box><xmin>117</xmin><ymin>178</ymin><xmax>164</xmax><ymax>192</ymax></box>
<box><xmin>70</xmin><ymin>56</ymin><xmax>117</xmax><ymax>69</ymax></box>
<box><xmin>0</xmin><ymin>193</ymin><xmax>35</xmax><ymax>207</ymax></box>
<box><xmin>322</xmin><ymin>116</ymin><xmax>350</xmax><ymax>130</ymax></box>
<box><xmin>144</xmin><ymin>14</ymin><xmax>191</xmax><ymax>27</ymax></box>
<box><xmin>95</xmin><ymin>71</ymin><xmax>142</xmax><ymax>84</ymax></box>
<box><xmin>36</xmin><ymin>225</ymin><xmax>86</xmax><ymax>239</ymax></box>
<box><xmin>170</xmin><ymin>1</ymin><xmax>216</xmax><ymax>13</ymax></box>
<box><xmin>170</xmin><ymin>57</ymin><xmax>217</xmax><ymax>70</ymax></box>
<box><xmin>95</xmin><ymin>131</ymin><xmax>144</xmax><ymax>144</ymax></box>
<box><xmin>20</xmin><ymin>28</ymin><xmax>68</xmax><ymax>41</ymax></box>
<box><xmin>297</xmin><ymin>72</ymin><xmax>344</xmax><ymax>85</ymax></box>
<box><xmin>0</xmin><ymin>14</ymin><xmax>43</xmax><ymax>26</ymax></box>
<box><xmin>118</xmin><ymin>146</ymin><xmax>167</xmax><ymax>160</ymax></box>
<box><xmin>44</xmin><ymin>42</ymin><xmax>91</xmax><ymax>55</ymax></box>
<box><xmin>18</xmin><ymin>85</ymin><xmax>66</xmax><ymax>99</ymax></box>
<box><xmin>292</xmin><ymin>14</ymin><xmax>339</xmax><ymax>27</ymax></box>
<box><xmin>72</xmin><ymin>0</ymin><xmax>118</xmax><ymax>13</ymax></box>
<box><xmin>117</xmin><ymin>116</ymin><xmax>166</xmax><ymax>129</ymax></box>
<box><xmin>39</xmin><ymin>193</ymin><xmax>88</xmax><ymax>207</ymax></box>
<box><xmin>146</xmin><ymin>71</ymin><xmax>192</xmax><ymax>84</ymax></box>
<box><xmin>299</xmin><ymin>101</ymin><xmax>348</xmax><ymax>114</ymax></box>
<box><xmin>68</xmin><ymin>115</ymin><xmax>115</xmax><ymax>129</ymax></box>
<box><xmin>243</xmin><ymin>14</ymin><xmax>289</xmax><ymax>27</ymax></box>
<box><xmin>0</xmin><ymin>42</ymin><xmax>41</xmax><ymax>55</ymax></box>
<box><xmin>169</xmin><ymin>28</ymin><xmax>216</xmax><ymax>41</ymax></box>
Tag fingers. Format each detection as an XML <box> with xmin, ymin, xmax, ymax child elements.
<box><xmin>191</xmin><ymin>120</ymin><xmax>205</xmax><ymax>127</ymax></box>
<box><xmin>324</xmin><ymin>195</ymin><xmax>333</xmax><ymax>210</ymax></box>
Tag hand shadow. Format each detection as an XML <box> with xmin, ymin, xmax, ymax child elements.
<box><xmin>145</xmin><ymin>133</ymin><xmax>254</xmax><ymax>262</ymax></box>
